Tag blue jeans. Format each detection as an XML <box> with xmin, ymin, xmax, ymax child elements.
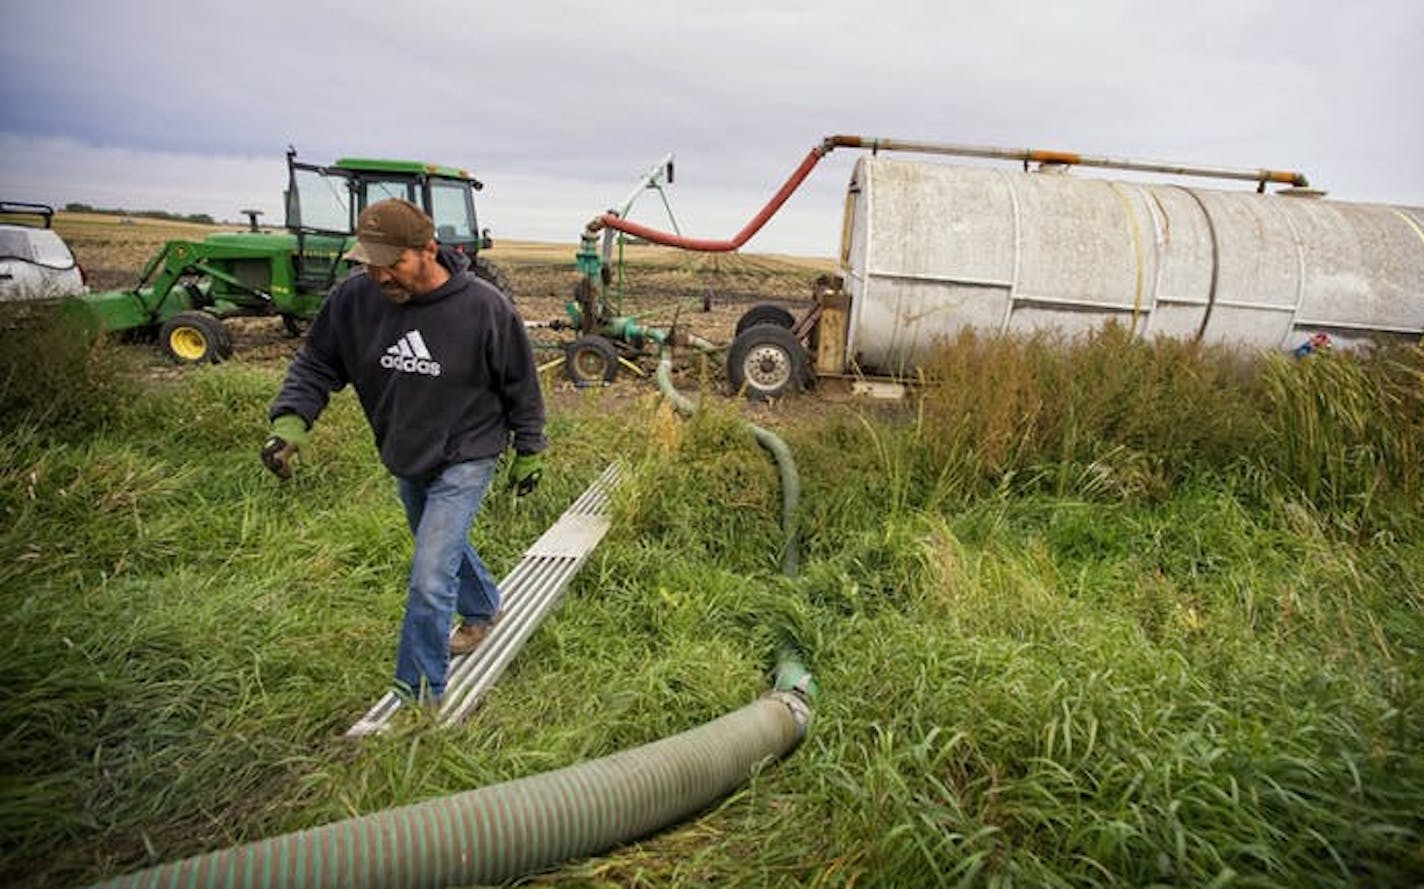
<box><xmin>393</xmin><ymin>458</ymin><xmax>502</xmax><ymax>700</ymax></box>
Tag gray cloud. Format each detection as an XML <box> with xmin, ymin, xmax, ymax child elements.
<box><xmin>2</xmin><ymin>0</ymin><xmax>1420</xmax><ymax>255</ymax></box>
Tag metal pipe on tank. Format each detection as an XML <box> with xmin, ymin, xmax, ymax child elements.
<box><xmin>822</xmin><ymin>135</ymin><xmax>1309</xmax><ymax>189</ymax></box>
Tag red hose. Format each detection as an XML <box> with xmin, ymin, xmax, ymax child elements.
<box><xmin>589</xmin><ymin>142</ymin><xmax>833</xmax><ymax>253</ymax></box>
<box><xmin>585</xmin><ymin>133</ymin><xmax>1309</xmax><ymax>253</ymax></box>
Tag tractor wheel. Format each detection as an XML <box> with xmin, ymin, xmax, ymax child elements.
<box><xmin>734</xmin><ymin>302</ymin><xmax>797</xmax><ymax>336</ymax></box>
<box><xmin>564</xmin><ymin>335</ymin><xmax>619</xmax><ymax>387</ymax></box>
<box><xmin>159</xmin><ymin>311</ymin><xmax>233</xmax><ymax>365</ymax></box>
<box><xmin>280</xmin><ymin>314</ymin><xmax>307</xmax><ymax>338</ymax></box>
<box><xmin>471</xmin><ymin>255</ymin><xmax>514</xmax><ymax>300</ymax></box>
<box><xmin>727</xmin><ymin>324</ymin><xmax>809</xmax><ymax>401</ymax></box>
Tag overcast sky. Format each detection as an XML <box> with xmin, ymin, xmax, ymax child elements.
<box><xmin>3</xmin><ymin>0</ymin><xmax>1421</xmax><ymax>256</ymax></box>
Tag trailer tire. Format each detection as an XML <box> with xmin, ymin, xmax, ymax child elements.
<box><xmin>727</xmin><ymin>324</ymin><xmax>809</xmax><ymax>401</ymax></box>
<box><xmin>564</xmin><ymin>335</ymin><xmax>619</xmax><ymax>387</ymax></box>
<box><xmin>471</xmin><ymin>255</ymin><xmax>514</xmax><ymax>301</ymax></box>
<box><xmin>159</xmin><ymin>311</ymin><xmax>233</xmax><ymax>365</ymax></box>
<box><xmin>734</xmin><ymin>303</ymin><xmax>796</xmax><ymax>336</ymax></box>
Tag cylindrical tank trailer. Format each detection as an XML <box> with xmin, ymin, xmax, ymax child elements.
<box><xmin>584</xmin><ymin>135</ymin><xmax>1424</xmax><ymax>399</ymax></box>
<box><xmin>834</xmin><ymin>155</ymin><xmax>1424</xmax><ymax>380</ymax></box>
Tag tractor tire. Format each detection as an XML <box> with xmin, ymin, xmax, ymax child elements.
<box><xmin>734</xmin><ymin>302</ymin><xmax>797</xmax><ymax>337</ymax></box>
<box><xmin>564</xmin><ymin>334</ymin><xmax>619</xmax><ymax>387</ymax></box>
<box><xmin>159</xmin><ymin>312</ymin><xmax>233</xmax><ymax>365</ymax></box>
<box><xmin>471</xmin><ymin>255</ymin><xmax>514</xmax><ymax>301</ymax></box>
<box><xmin>727</xmin><ymin>324</ymin><xmax>810</xmax><ymax>401</ymax></box>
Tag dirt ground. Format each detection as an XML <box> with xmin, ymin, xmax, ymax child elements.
<box><xmin>222</xmin><ymin>253</ymin><xmax>831</xmax><ymax>410</ymax></box>
<box><xmin>58</xmin><ymin>214</ymin><xmax>856</xmax><ymax>418</ymax></box>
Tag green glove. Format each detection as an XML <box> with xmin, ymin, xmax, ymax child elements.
<box><xmin>509</xmin><ymin>451</ymin><xmax>544</xmax><ymax>497</ymax></box>
<box><xmin>262</xmin><ymin>414</ymin><xmax>310</xmax><ymax>480</ymax></box>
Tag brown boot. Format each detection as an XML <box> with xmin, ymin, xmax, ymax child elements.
<box><xmin>449</xmin><ymin>616</ymin><xmax>498</xmax><ymax>656</ymax></box>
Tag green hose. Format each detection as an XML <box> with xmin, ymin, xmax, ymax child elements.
<box><xmin>90</xmin><ymin>680</ymin><xmax>810</xmax><ymax>889</ymax></box>
<box><xmin>655</xmin><ymin>350</ymin><xmax>802</xmax><ymax>576</ymax></box>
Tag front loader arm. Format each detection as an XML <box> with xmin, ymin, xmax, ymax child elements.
<box><xmin>131</xmin><ymin>242</ymin><xmax>200</xmax><ymax>322</ymax></box>
<box><xmin>133</xmin><ymin>241</ymin><xmax>280</xmax><ymax>323</ymax></box>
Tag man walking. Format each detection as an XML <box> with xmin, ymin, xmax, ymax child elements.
<box><xmin>262</xmin><ymin>198</ymin><xmax>546</xmax><ymax>703</ymax></box>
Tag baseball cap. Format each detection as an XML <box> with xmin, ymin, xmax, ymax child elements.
<box><xmin>343</xmin><ymin>198</ymin><xmax>435</xmax><ymax>266</ymax></box>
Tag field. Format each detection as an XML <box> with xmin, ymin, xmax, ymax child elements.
<box><xmin>2</xmin><ymin>216</ymin><xmax>1423</xmax><ymax>887</ymax></box>
<box><xmin>51</xmin><ymin>212</ymin><xmax>835</xmax><ymax>376</ymax></box>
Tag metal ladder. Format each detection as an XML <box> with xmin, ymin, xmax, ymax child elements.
<box><xmin>346</xmin><ymin>462</ymin><xmax>622</xmax><ymax>737</ymax></box>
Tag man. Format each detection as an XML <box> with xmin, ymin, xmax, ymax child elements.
<box><xmin>262</xmin><ymin>197</ymin><xmax>546</xmax><ymax>704</ymax></box>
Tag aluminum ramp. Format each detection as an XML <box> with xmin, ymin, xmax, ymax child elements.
<box><xmin>346</xmin><ymin>462</ymin><xmax>621</xmax><ymax>737</ymax></box>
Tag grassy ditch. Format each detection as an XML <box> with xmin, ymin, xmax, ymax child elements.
<box><xmin>2</xmin><ymin>317</ymin><xmax>1422</xmax><ymax>887</ymax></box>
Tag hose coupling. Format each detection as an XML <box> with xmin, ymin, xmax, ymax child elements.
<box><xmin>767</xmin><ymin>689</ymin><xmax>813</xmax><ymax>730</ymax></box>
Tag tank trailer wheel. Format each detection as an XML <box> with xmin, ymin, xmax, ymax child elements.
<box><xmin>159</xmin><ymin>311</ymin><xmax>233</xmax><ymax>365</ymax></box>
<box><xmin>734</xmin><ymin>302</ymin><xmax>797</xmax><ymax>337</ymax></box>
<box><xmin>727</xmin><ymin>324</ymin><xmax>809</xmax><ymax>401</ymax></box>
<box><xmin>564</xmin><ymin>334</ymin><xmax>619</xmax><ymax>387</ymax></box>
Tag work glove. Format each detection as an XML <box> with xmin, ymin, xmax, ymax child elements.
<box><xmin>261</xmin><ymin>414</ymin><xmax>310</xmax><ymax>480</ymax></box>
<box><xmin>508</xmin><ymin>451</ymin><xmax>544</xmax><ymax>497</ymax></box>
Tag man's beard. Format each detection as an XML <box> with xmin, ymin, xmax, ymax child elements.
<box><xmin>381</xmin><ymin>284</ymin><xmax>412</xmax><ymax>304</ymax></box>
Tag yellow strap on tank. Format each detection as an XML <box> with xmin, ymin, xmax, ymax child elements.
<box><xmin>1389</xmin><ymin>209</ymin><xmax>1424</xmax><ymax>346</ymax></box>
<box><xmin>1390</xmin><ymin>208</ymin><xmax>1424</xmax><ymax>248</ymax></box>
<box><xmin>1110</xmin><ymin>182</ymin><xmax>1147</xmax><ymax>330</ymax></box>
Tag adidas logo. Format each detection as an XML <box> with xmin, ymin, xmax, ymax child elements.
<box><xmin>381</xmin><ymin>330</ymin><xmax>442</xmax><ymax>377</ymax></box>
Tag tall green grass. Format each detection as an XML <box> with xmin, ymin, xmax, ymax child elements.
<box><xmin>2</xmin><ymin>322</ymin><xmax>1421</xmax><ymax>887</ymax></box>
<box><xmin>918</xmin><ymin>325</ymin><xmax>1424</xmax><ymax>525</ymax></box>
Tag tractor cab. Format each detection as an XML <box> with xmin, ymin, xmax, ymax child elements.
<box><xmin>284</xmin><ymin>149</ymin><xmax>492</xmax><ymax>295</ymax></box>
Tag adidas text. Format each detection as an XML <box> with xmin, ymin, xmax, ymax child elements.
<box><xmin>380</xmin><ymin>354</ymin><xmax>442</xmax><ymax>376</ymax></box>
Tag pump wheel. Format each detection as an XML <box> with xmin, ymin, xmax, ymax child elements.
<box><xmin>727</xmin><ymin>324</ymin><xmax>809</xmax><ymax>401</ymax></box>
<box><xmin>471</xmin><ymin>255</ymin><xmax>514</xmax><ymax>300</ymax></box>
<box><xmin>159</xmin><ymin>311</ymin><xmax>233</xmax><ymax>364</ymax></box>
<box><xmin>734</xmin><ymin>303</ymin><xmax>797</xmax><ymax>336</ymax></box>
<box><xmin>564</xmin><ymin>335</ymin><xmax>619</xmax><ymax>386</ymax></box>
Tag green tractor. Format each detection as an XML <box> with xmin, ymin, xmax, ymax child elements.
<box><xmin>69</xmin><ymin>148</ymin><xmax>510</xmax><ymax>364</ymax></box>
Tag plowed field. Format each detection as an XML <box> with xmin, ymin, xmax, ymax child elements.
<box><xmin>56</xmin><ymin>213</ymin><xmax>836</xmax><ymax>385</ymax></box>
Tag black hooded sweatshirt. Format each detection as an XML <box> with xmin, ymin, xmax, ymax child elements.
<box><xmin>269</xmin><ymin>247</ymin><xmax>546</xmax><ymax>479</ymax></box>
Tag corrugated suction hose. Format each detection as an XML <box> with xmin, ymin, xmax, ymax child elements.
<box><xmin>91</xmin><ymin>684</ymin><xmax>809</xmax><ymax>888</ymax></box>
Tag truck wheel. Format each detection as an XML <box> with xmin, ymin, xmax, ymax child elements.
<box><xmin>471</xmin><ymin>255</ymin><xmax>514</xmax><ymax>300</ymax></box>
<box><xmin>564</xmin><ymin>335</ymin><xmax>619</xmax><ymax>386</ymax></box>
<box><xmin>159</xmin><ymin>311</ymin><xmax>233</xmax><ymax>364</ymax></box>
<box><xmin>734</xmin><ymin>303</ymin><xmax>796</xmax><ymax>336</ymax></box>
<box><xmin>727</xmin><ymin>324</ymin><xmax>809</xmax><ymax>401</ymax></box>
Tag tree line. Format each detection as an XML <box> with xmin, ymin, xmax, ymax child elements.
<box><xmin>63</xmin><ymin>203</ymin><xmax>217</xmax><ymax>225</ymax></box>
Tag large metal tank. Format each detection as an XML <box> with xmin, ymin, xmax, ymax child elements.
<box><xmin>841</xmin><ymin>155</ymin><xmax>1424</xmax><ymax>375</ymax></box>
